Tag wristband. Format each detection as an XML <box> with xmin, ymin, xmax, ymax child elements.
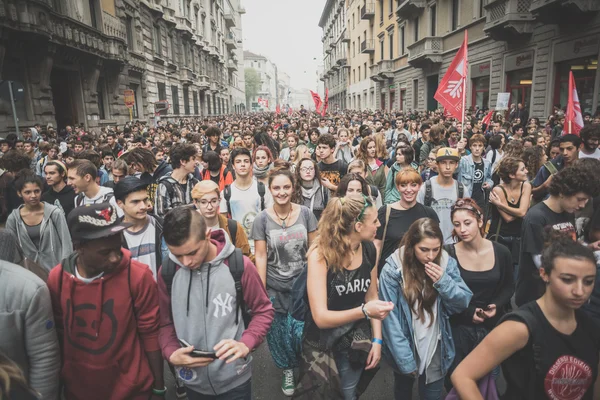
<box><xmin>372</xmin><ymin>338</ymin><xmax>383</xmax><ymax>345</ymax></box>
<box><xmin>152</xmin><ymin>387</ymin><xmax>167</xmax><ymax>396</ymax></box>
<box><xmin>361</xmin><ymin>303</ymin><xmax>371</xmax><ymax>320</ymax></box>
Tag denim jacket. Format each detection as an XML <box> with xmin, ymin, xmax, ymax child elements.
<box><xmin>379</xmin><ymin>248</ymin><xmax>472</xmax><ymax>377</ymax></box>
<box><xmin>457</xmin><ymin>154</ymin><xmax>494</xmax><ymax>197</ymax></box>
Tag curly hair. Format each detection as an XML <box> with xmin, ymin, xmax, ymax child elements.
<box><xmin>496</xmin><ymin>157</ymin><xmax>524</xmax><ymax>183</ymax></box>
<box><xmin>294</xmin><ymin>157</ymin><xmax>323</xmax><ymax>203</ymax></box>
<box><xmin>0</xmin><ymin>150</ymin><xmax>30</xmax><ymax>173</ymax></box>
<box><xmin>541</xmin><ymin>229</ymin><xmax>595</xmax><ymax>275</ymax></box>
<box><xmin>121</xmin><ymin>147</ymin><xmax>157</xmax><ymax>173</ymax></box>
<box><xmin>523</xmin><ymin>145</ymin><xmax>545</xmax><ymax>181</ymax></box>
<box><xmin>310</xmin><ymin>195</ymin><xmax>374</xmax><ymax>273</ymax></box>
<box><xmin>503</xmin><ymin>139</ymin><xmax>524</xmax><ymax>159</ymax></box>
<box><xmin>548</xmin><ymin>161</ymin><xmax>600</xmax><ymax>198</ymax></box>
<box><xmin>399</xmin><ymin>218</ymin><xmax>444</xmax><ymax>325</ymax></box>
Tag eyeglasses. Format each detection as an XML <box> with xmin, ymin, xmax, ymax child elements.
<box><xmin>450</xmin><ymin>199</ymin><xmax>482</xmax><ymax>218</ymax></box>
<box><xmin>300</xmin><ymin>167</ymin><xmax>315</xmax><ymax>173</ymax></box>
<box><xmin>194</xmin><ymin>198</ymin><xmax>220</xmax><ymax>209</ymax></box>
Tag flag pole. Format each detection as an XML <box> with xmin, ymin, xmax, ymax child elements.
<box><xmin>461</xmin><ymin>30</ymin><xmax>468</xmax><ymax>140</ymax></box>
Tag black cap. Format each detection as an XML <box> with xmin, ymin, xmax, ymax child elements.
<box><xmin>114</xmin><ymin>176</ymin><xmax>148</xmax><ymax>202</ymax></box>
<box><xmin>67</xmin><ymin>203</ymin><xmax>132</xmax><ymax>240</ymax></box>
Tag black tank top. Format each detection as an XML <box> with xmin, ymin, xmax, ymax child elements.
<box><xmin>488</xmin><ymin>183</ymin><xmax>524</xmax><ymax>237</ymax></box>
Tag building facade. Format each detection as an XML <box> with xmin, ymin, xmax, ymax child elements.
<box><xmin>319</xmin><ymin>0</ymin><xmax>600</xmax><ymax>118</ymax></box>
<box><xmin>319</xmin><ymin>0</ymin><xmax>348</xmax><ymax>110</ymax></box>
<box><xmin>244</xmin><ymin>51</ymin><xmax>278</xmax><ymax>111</ymax></box>
<box><xmin>346</xmin><ymin>0</ymin><xmax>376</xmax><ymax>110</ymax></box>
<box><xmin>0</xmin><ymin>0</ymin><xmax>246</xmax><ymax>136</ymax></box>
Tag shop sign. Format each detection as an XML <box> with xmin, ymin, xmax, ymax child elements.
<box><xmin>554</xmin><ymin>36</ymin><xmax>599</xmax><ymax>63</ymax></box>
<box><xmin>505</xmin><ymin>51</ymin><xmax>534</xmax><ymax>72</ymax></box>
<box><xmin>471</xmin><ymin>61</ymin><xmax>491</xmax><ymax>78</ymax></box>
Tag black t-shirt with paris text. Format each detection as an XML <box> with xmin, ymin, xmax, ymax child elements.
<box><xmin>501</xmin><ymin>301</ymin><xmax>600</xmax><ymax>400</ymax></box>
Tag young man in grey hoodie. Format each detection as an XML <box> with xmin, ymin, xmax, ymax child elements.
<box><xmin>158</xmin><ymin>207</ymin><xmax>274</xmax><ymax>399</ymax></box>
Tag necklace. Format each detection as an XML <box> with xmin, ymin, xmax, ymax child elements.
<box><xmin>274</xmin><ymin>205</ymin><xmax>293</xmax><ymax>230</ymax></box>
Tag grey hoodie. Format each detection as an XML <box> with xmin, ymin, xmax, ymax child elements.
<box><xmin>158</xmin><ymin>229</ymin><xmax>274</xmax><ymax>395</ymax></box>
<box><xmin>6</xmin><ymin>202</ymin><xmax>73</xmax><ymax>271</ymax></box>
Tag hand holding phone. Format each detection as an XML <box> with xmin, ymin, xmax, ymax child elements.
<box><xmin>179</xmin><ymin>339</ymin><xmax>217</xmax><ymax>359</ymax></box>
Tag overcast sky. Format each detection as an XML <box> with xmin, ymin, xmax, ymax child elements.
<box><xmin>241</xmin><ymin>0</ymin><xmax>324</xmax><ymax>91</ymax></box>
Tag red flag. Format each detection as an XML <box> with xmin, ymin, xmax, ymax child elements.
<box><xmin>276</xmin><ymin>104</ymin><xmax>281</xmax><ymax>114</ymax></box>
<box><xmin>321</xmin><ymin>88</ymin><xmax>329</xmax><ymax>117</ymax></box>
<box><xmin>481</xmin><ymin>110</ymin><xmax>494</xmax><ymax>127</ymax></box>
<box><xmin>288</xmin><ymin>106</ymin><xmax>293</xmax><ymax>116</ymax></box>
<box><xmin>566</xmin><ymin>71</ymin><xmax>584</xmax><ymax>135</ymax></box>
<box><xmin>435</xmin><ymin>31</ymin><xmax>468</xmax><ymax>121</ymax></box>
<box><xmin>310</xmin><ymin>90</ymin><xmax>323</xmax><ymax>112</ymax></box>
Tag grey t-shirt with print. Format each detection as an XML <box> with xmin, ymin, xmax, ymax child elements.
<box><xmin>417</xmin><ymin>178</ymin><xmax>459</xmax><ymax>244</ymax></box>
<box><xmin>251</xmin><ymin>205</ymin><xmax>318</xmax><ymax>312</ymax></box>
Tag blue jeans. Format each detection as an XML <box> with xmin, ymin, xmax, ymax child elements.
<box><xmin>394</xmin><ymin>372</ymin><xmax>444</xmax><ymax>400</ymax></box>
<box><xmin>333</xmin><ymin>351</ymin><xmax>364</xmax><ymax>400</ymax></box>
<box><xmin>185</xmin><ymin>378</ymin><xmax>251</xmax><ymax>400</ymax></box>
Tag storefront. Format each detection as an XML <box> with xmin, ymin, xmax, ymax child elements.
<box><xmin>553</xmin><ymin>35</ymin><xmax>600</xmax><ymax>115</ymax></box>
<box><xmin>505</xmin><ymin>50</ymin><xmax>535</xmax><ymax>108</ymax></box>
<box><xmin>471</xmin><ymin>60</ymin><xmax>491</xmax><ymax>109</ymax></box>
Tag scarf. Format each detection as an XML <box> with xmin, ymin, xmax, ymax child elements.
<box><xmin>301</xmin><ymin>180</ymin><xmax>325</xmax><ymax>212</ymax></box>
<box><xmin>253</xmin><ymin>163</ymin><xmax>272</xmax><ymax>179</ymax></box>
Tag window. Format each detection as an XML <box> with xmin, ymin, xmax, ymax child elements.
<box><xmin>126</xmin><ymin>16</ymin><xmax>134</xmax><ymax>50</ymax></box>
<box><xmin>88</xmin><ymin>0</ymin><xmax>98</xmax><ymax>29</ymax></box>
<box><xmin>380</xmin><ymin>38</ymin><xmax>384</xmax><ymax>60</ymax></box>
<box><xmin>97</xmin><ymin>77</ymin><xmax>106</xmax><ymax>119</ymax></box>
<box><xmin>130</xmin><ymin>83</ymin><xmax>140</xmax><ymax>119</ymax></box>
<box><xmin>389</xmin><ymin>33</ymin><xmax>394</xmax><ymax>59</ymax></box>
<box><xmin>183</xmin><ymin>87</ymin><xmax>190</xmax><ymax>114</ymax></box>
<box><xmin>364</xmin><ymin>62</ymin><xmax>367</xmax><ymax>79</ymax></box>
<box><xmin>413</xmin><ymin>79</ymin><xmax>418</xmax><ymax>108</ymax></box>
<box><xmin>157</xmin><ymin>82</ymin><xmax>167</xmax><ymax>101</ymax></box>
<box><xmin>400</xmin><ymin>26</ymin><xmax>405</xmax><ymax>55</ymax></box>
<box><xmin>352</xmin><ymin>41</ymin><xmax>355</xmax><ymax>57</ymax></box>
<box><xmin>379</xmin><ymin>0</ymin><xmax>384</xmax><ymax>24</ymax></box>
<box><xmin>358</xmin><ymin>66</ymin><xmax>361</xmax><ymax>82</ymax></box>
<box><xmin>171</xmin><ymin>85</ymin><xmax>180</xmax><ymax>114</ymax></box>
<box><xmin>430</xmin><ymin>5</ymin><xmax>436</xmax><ymax>36</ymax></box>
<box><xmin>352</xmin><ymin>13</ymin><xmax>355</xmax><ymax>28</ymax></box>
<box><xmin>479</xmin><ymin>0</ymin><xmax>485</xmax><ymax>17</ymax></box>
<box><xmin>414</xmin><ymin>18</ymin><xmax>419</xmax><ymax>42</ymax></box>
<box><xmin>154</xmin><ymin>25</ymin><xmax>162</xmax><ymax>55</ymax></box>
<box><xmin>171</xmin><ymin>35</ymin><xmax>177</xmax><ymax>62</ymax></box>
<box><xmin>389</xmin><ymin>0</ymin><xmax>393</xmax><ymax>15</ymax></box>
<box><xmin>353</xmin><ymin>69</ymin><xmax>356</xmax><ymax>83</ymax></box>
<box><xmin>451</xmin><ymin>0</ymin><xmax>459</xmax><ymax>31</ymax></box>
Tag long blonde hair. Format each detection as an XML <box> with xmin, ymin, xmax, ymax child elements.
<box><xmin>374</xmin><ymin>132</ymin><xmax>389</xmax><ymax>159</ymax></box>
<box><xmin>0</xmin><ymin>351</ymin><xmax>33</xmax><ymax>400</ymax></box>
<box><xmin>309</xmin><ymin>196</ymin><xmax>373</xmax><ymax>273</ymax></box>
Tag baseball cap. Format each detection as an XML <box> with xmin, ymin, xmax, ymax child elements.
<box><xmin>436</xmin><ymin>147</ymin><xmax>460</xmax><ymax>162</ymax></box>
<box><xmin>114</xmin><ymin>176</ymin><xmax>149</xmax><ymax>202</ymax></box>
<box><xmin>67</xmin><ymin>203</ymin><xmax>132</xmax><ymax>240</ymax></box>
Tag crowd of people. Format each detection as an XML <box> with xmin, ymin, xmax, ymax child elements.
<box><xmin>1</xmin><ymin>105</ymin><xmax>600</xmax><ymax>400</ymax></box>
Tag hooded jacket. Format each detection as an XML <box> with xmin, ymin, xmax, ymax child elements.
<box><xmin>379</xmin><ymin>248</ymin><xmax>472</xmax><ymax>377</ymax></box>
<box><xmin>0</xmin><ymin>260</ymin><xmax>60</xmax><ymax>400</ymax></box>
<box><xmin>6</xmin><ymin>203</ymin><xmax>73</xmax><ymax>271</ymax></box>
<box><xmin>41</xmin><ymin>184</ymin><xmax>77</xmax><ymax>217</ymax></box>
<box><xmin>47</xmin><ymin>249</ymin><xmax>160</xmax><ymax>400</ymax></box>
<box><xmin>158</xmin><ymin>229</ymin><xmax>274</xmax><ymax>396</ymax></box>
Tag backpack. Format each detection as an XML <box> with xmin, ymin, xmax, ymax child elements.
<box><xmin>223</xmin><ymin>181</ymin><xmax>266</xmax><ymax>218</ymax></box>
<box><xmin>423</xmin><ymin>179</ymin><xmax>464</xmax><ymax>207</ymax></box>
<box><xmin>161</xmin><ymin>248</ymin><xmax>250</xmax><ymax>326</ymax></box>
<box><xmin>75</xmin><ymin>191</ymin><xmax>114</xmax><ymax>207</ymax></box>
<box><xmin>290</xmin><ymin>241</ymin><xmax>376</xmax><ymax>322</ymax></box>
<box><xmin>227</xmin><ymin>218</ymin><xmax>238</xmax><ymax>244</ymax></box>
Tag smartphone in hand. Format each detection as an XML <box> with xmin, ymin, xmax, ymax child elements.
<box><xmin>178</xmin><ymin>339</ymin><xmax>217</xmax><ymax>359</ymax></box>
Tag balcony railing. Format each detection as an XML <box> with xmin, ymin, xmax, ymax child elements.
<box><xmin>407</xmin><ymin>37</ymin><xmax>443</xmax><ymax>67</ymax></box>
<box><xmin>225</xmin><ymin>32</ymin><xmax>237</xmax><ymax>49</ymax></box>
<box><xmin>361</xmin><ymin>3</ymin><xmax>375</xmax><ymax>19</ymax></box>
<box><xmin>340</xmin><ymin>28</ymin><xmax>350</xmax><ymax>43</ymax></box>
<box><xmin>484</xmin><ymin>0</ymin><xmax>535</xmax><ymax>41</ymax></box>
<box><xmin>102</xmin><ymin>11</ymin><xmax>126</xmax><ymax>41</ymax></box>
<box><xmin>361</xmin><ymin>39</ymin><xmax>375</xmax><ymax>54</ymax></box>
<box><xmin>227</xmin><ymin>59</ymin><xmax>238</xmax><ymax>71</ymax></box>
<box><xmin>224</xmin><ymin>12</ymin><xmax>236</xmax><ymax>27</ymax></box>
<box><xmin>529</xmin><ymin>0</ymin><xmax>599</xmax><ymax>24</ymax></box>
<box><xmin>396</xmin><ymin>0</ymin><xmax>427</xmax><ymax>19</ymax></box>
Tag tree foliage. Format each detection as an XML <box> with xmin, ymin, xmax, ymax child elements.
<box><xmin>245</xmin><ymin>68</ymin><xmax>261</xmax><ymax>107</ymax></box>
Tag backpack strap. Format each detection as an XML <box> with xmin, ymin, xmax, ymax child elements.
<box><xmin>160</xmin><ymin>256</ymin><xmax>178</xmax><ymax>296</ymax></box>
<box><xmin>227</xmin><ymin>248</ymin><xmax>245</xmax><ymax>325</ymax></box>
<box><xmin>75</xmin><ymin>193</ymin><xmax>84</xmax><ymax>207</ymax></box>
<box><xmin>227</xmin><ymin>218</ymin><xmax>238</xmax><ymax>245</ymax></box>
<box><xmin>224</xmin><ymin>184</ymin><xmax>232</xmax><ymax>218</ymax></box>
<box><xmin>456</xmin><ymin>181</ymin><xmax>464</xmax><ymax>199</ymax></box>
<box><xmin>257</xmin><ymin>181</ymin><xmax>266</xmax><ymax>210</ymax></box>
<box><xmin>424</xmin><ymin>179</ymin><xmax>433</xmax><ymax>207</ymax></box>
<box><xmin>381</xmin><ymin>205</ymin><xmax>392</xmax><ymax>243</ymax></box>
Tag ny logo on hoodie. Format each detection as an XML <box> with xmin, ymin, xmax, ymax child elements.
<box><xmin>212</xmin><ymin>293</ymin><xmax>233</xmax><ymax>318</ymax></box>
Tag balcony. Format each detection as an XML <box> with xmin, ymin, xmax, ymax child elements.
<box><xmin>340</xmin><ymin>28</ymin><xmax>350</xmax><ymax>43</ymax></box>
<box><xmin>210</xmin><ymin>81</ymin><xmax>219</xmax><ymax>93</ymax></box>
<box><xmin>361</xmin><ymin>39</ymin><xmax>375</xmax><ymax>54</ymax></box>
<box><xmin>407</xmin><ymin>37</ymin><xmax>443</xmax><ymax>68</ymax></box>
<box><xmin>209</xmin><ymin>45</ymin><xmax>219</xmax><ymax>57</ymax></box>
<box><xmin>370</xmin><ymin>60</ymin><xmax>395</xmax><ymax>82</ymax></box>
<box><xmin>320</xmin><ymin>73</ymin><xmax>326</xmax><ymax>82</ymax></box>
<box><xmin>332</xmin><ymin>63</ymin><xmax>340</xmax><ymax>71</ymax></box>
<box><xmin>228</xmin><ymin>59</ymin><xmax>238</xmax><ymax>71</ymax></box>
<box><xmin>530</xmin><ymin>0</ymin><xmax>600</xmax><ymax>24</ymax></box>
<box><xmin>336</xmin><ymin>56</ymin><xmax>348</xmax><ymax>67</ymax></box>
<box><xmin>224</xmin><ymin>12</ymin><xmax>236</xmax><ymax>28</ymax></box>
<box><xmin>102</xmin><ymin>11</ymin><xmax>127</xmax><ymax>41</ymax></box>
<box><xmin>181</xmin><ymin>67</ymin><xmax>195</xmax><ymax>85</ymax></box>
<box><xmin>329</xmin><ymin>41</ymin><xmax>336</xmax><ymax>49</ymax></box>
<box><xmin>484</xmin><ymin>0</ymin><xmax>535</xmax><ymax>41</ymax></box>
<box><xmin>325</xmin><ymin>47</ymin><xmax>332</xmax><ymax>54</ymax></box>
<box><xmin>225</xmin><ymin>32</ymin><xmax>237</xmax><ymax>49</ymax></box>
<box><xmin>396</xmin><ymin>0</ymin><xmax>427</xmax><ymax>19</ymax></box>
<box><xmin>198</xmin><ymin>75</ymin><xmax>210</xmax><ymax>90</ymax></box>
<box><xmin>361</xmin><ymin>3</ymin><xmax>375</xmax><ymax>19</ymax></box>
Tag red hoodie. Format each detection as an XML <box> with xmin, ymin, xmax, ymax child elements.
<box><xmin>47</xmin><ymin>249</ymin><xmax>160</xmax><ymax>400</ymax></box>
